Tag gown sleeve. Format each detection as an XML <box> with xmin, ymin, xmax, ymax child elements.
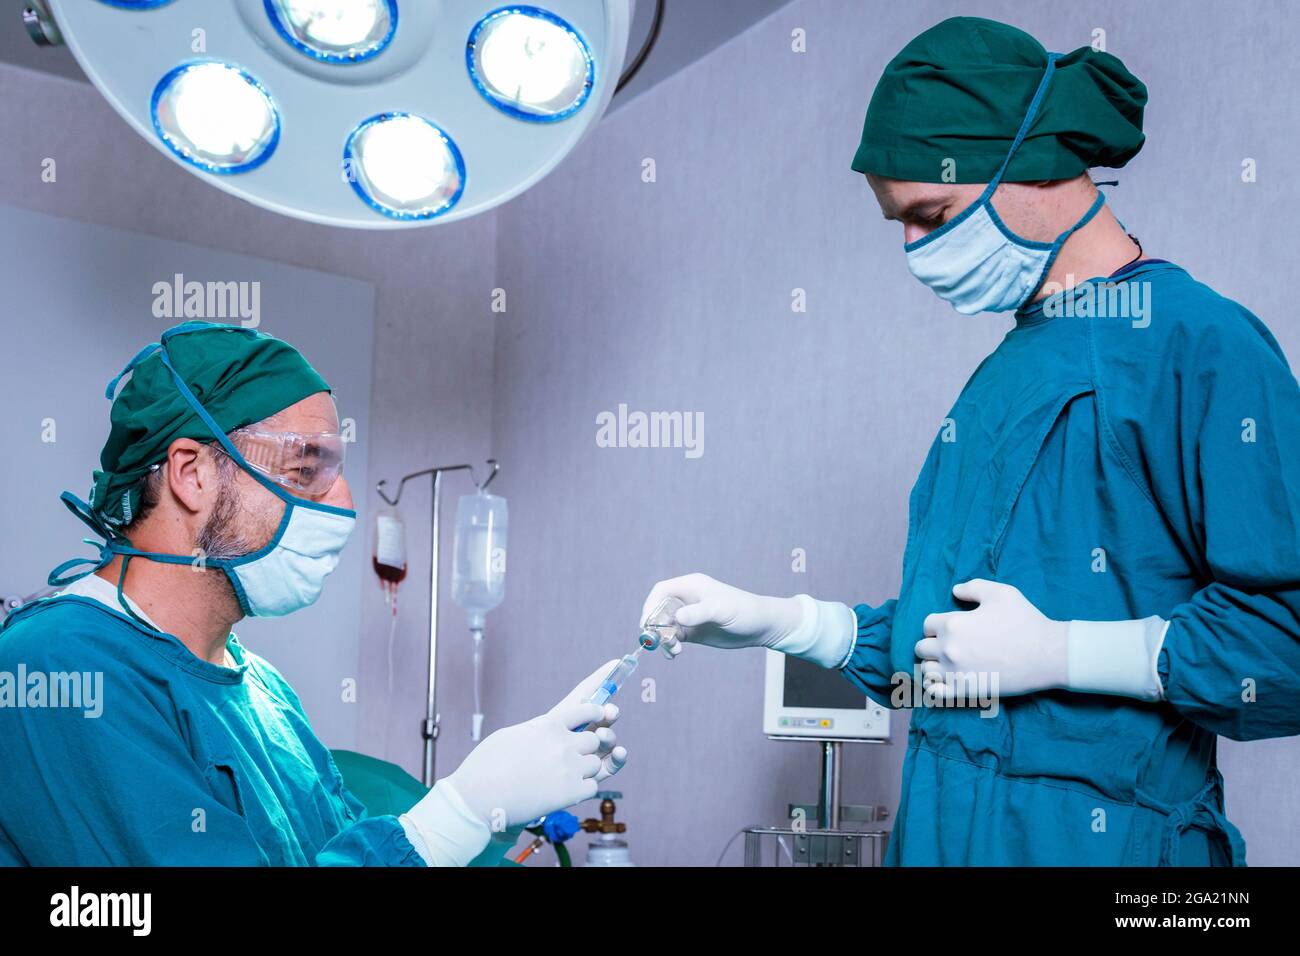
<box><xmin>838</xmin><ymin>599</ymin><xmax>899</xmax><ymax>709</ymax></box>
<box><xmin>247</xmin><ymin>655</ymin><xmax>429</xmax><ymax>867</ymax></box>
<box><xmin>316</xmin><ymin>816</ymin><xmax>426</xmax><ymax>866</ymax></box>
<box><xmin>1100</xmin><ymin>295</ymin><xmax>1300</xmax><ymax>741</ymax></box>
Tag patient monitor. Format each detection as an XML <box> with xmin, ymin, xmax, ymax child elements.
<box><xmin>750</xmin><ymin>650</ymin><xmax>892</xmax><ymax>865</ymax></box>
<box><xmin>763</xmin><ymin>650</ymin><xmax>889</xmax><ymax>740</ymax></box>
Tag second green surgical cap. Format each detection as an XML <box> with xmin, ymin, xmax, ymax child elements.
<box><xmin>90</xmin><ymin>322</ymin><xmax>331</xmax><ymax>529</ymax></box>
<box><xmin>851</xmin><ymin>17</ymin><xmax>1147</xmax><ymax>183</ymax></box>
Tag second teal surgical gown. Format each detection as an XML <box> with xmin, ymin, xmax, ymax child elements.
<box><xmin>841</xmin><ymin>260</ymin><xmax>1300</xmax><ymax>866</ymax></box>
<box><xmin>0</xmin><ymin>595</ymin><xmax>424</xmax><ymax>866</ymax></box>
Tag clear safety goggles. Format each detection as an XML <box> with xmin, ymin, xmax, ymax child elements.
<box><xmin>221</xmin><ymin>428</ymin><xmax>346</xmax><ymax>498</ymax></box>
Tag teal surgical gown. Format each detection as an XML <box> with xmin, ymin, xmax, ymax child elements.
<box><xmin>0</xmin><ymin>595</ymin><xmax>424</xmax><ymax>866</ymax></box>
<box><xmin>842</xmin><ymin>261</ymin><xmax>1300</xmax><ymax>866</ymax></box>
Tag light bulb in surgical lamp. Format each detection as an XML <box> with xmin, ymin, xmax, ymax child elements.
<box><xmin>150</xmin><ymin>62</ymin><xmax>280</xmax><ymax>174</ymax></box>
<box><xmin>344</xmin><ymin>113</ymin><xmax>466</xmax><ymax>220</ymax></box>
<box><xmin>265</xmin><ymin>0</ymin><xmax>397</xmax><ymax>63</ymax></box>
<box><xmin>467</xmin><ymin>7</ymin><xmax>594</xmax><ymax>122</ymax></box>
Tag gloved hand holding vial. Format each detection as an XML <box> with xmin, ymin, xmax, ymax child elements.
<box><xmin>572</xmin><ymin>596</ymin><xmax>688</xmax><ymax>732</ymax></box>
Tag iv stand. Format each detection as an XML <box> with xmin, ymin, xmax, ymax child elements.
<box><xmin>376</xmin><ymin>458</ymin><xmax>499</xmax><ymax>787</ymax></box>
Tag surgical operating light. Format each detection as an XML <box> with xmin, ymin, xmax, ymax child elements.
<box><xmin>467</xmin><ymin>6</ymin><xmax>595</xmax><ymax>121</ymax></box>
<box><xmin>28</xmin><ymin>0</ymin><xmax>660</xmax><ymax>229</ymax></box>
<box><xmin>151</xmin><ymin>62</ymin><xmax>281</xmax><ymax>174</ymax></box>
<box><xmin>344</xmin><ymin>113</ymin><xmax>466</xmax><ymax>220</ymax></box>
<box><xmin>266</xmin><ymin>0</ymin><xmax>397</xmax><ymax>63</ymax></box>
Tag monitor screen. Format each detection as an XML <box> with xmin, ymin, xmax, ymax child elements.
<box><xmin>783</xmin><ymin>655</ymin><xmax>867</xmax><ymax>709</ymax></box>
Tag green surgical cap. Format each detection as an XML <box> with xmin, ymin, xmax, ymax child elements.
<box><xmin>852</xmin><ymin>17</ymin><xmax>1147</xmax><ymax>183</ymax></box>
<box><xmin>90</xmin><ymin>322</ymin><xmax>330</xmax><ymax>529</ymax></box>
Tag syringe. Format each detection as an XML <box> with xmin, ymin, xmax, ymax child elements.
<box><xmin>589</xmin><ymin>649</ymin><xmax>642</xmax><ymax>707</ymax></box>
<box><xmin>572</xmin><ymin>647</ymin><xmax>644</xmax><ymax>732</ymax></box>
<box><xmin>571</xmin><ymin>617</ymin><xmax>675</xmax><ymax>732</ymax></box>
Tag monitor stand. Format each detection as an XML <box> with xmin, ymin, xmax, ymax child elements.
<box><xmin>743</xmin><ymin>738</ymin><xmax>890</xmax><ymax>866</ymax></box>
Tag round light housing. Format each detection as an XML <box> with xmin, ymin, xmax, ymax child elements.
<box><xmin>50</xmin><ymin>0</ymin><xmax>633</xmax><ymax>228</ymax></box>
<box><xmin>467</xmin><ymin>6</ymin><xmax>594</xmax><ymax>122</ymax></box>
<box><xmin>264</xmin><ymin>0</ymin><xmax>397</xmax><ymax>63</ymax></box>
<box><xmin>344</xmin><ymin>113</ymin><xmax>465</xmax><ymax>220</ymax></box>
<box><xmin>150</xmin><ymin>62</ymin><xmax>280</xmax><ymax>174</ymax></box>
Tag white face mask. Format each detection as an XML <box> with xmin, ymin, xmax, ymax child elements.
<box><xmin>905</xmin><ymin>194</ymin><xmax>1104</xmax><ymax>315</ymax></box>
<box><xmin>223</xmin><ymin>488</ymin><xmax>356</xmax><ymax>618</ymax></box>
<box><xmin>902</xmin><ymin>53</ymin><xmax>1105</xmax><ymax>316</ymax></box>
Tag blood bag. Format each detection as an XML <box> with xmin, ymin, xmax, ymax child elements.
<box><xmin>373</xmin><ymin>507</ymin><xmax>407</xmax><ymax>608</ymax></box>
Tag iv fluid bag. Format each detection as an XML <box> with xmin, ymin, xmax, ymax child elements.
<box><xmin>451</xmin><ymin>490</ymin><xmax>507</xmax><ymax>631</ymax></box>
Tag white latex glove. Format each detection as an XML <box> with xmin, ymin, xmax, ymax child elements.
<box><xmin>639</xmin><ymin>573</ymin><xmax>856</xmax><ymax>668</ymax></box>
<box><xmin>917</xmin><ymin>579</ymin><xmax>1168</xmax><ymax>704</ymax></box>
<box><xmin>917</xmin><ymin>579</ymin><xmax>1069</xmax><ymax>700</ymax></box>
<box><xmin>413</xmin><ymin>662</ymin><xmax>627</xmax><ymax>852</ymax></box>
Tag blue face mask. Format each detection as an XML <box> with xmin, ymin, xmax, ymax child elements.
<box><xmin>904</xmin><ymin>53</ymin><xmax>1107</xmax><ymax>315</ymax></box>
<box><xmin>52</xmin><ymin>325</ymin><xmax>356</xmax><ymax>624</ymax></box>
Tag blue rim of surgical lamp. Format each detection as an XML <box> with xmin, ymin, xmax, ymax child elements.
<box><xmin>465</xmin><ymin>5</ymin><xmax>595</xmax><ymax>123</ymax></box>
<box><xmin>97</xmin><ymin>0</ymin><xmax>176</xmax><ymax>8</ymax></box>
<box><xmin>264</xmin><ymin>0</ymin><xmax>399</xmax><ymax>64</ymax></box>
<box><xmin>149</xmin><ymin>62</ymin><xmax>281</xmax><ymax>176</ymax></box>
<box><xmin>343</xmin><ymin>112</ymin><xmax>467</xmax><ymax>221</ymax></box>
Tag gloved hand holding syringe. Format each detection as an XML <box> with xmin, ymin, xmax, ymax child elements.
<box><xmin>572</xmin><ymin>596</ymin><xmax>686</xmax><ymax>733</ymax></box>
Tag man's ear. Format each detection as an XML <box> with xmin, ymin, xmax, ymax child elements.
<box><xmin>162</xmin><ymin>438</ymin><xmax>214</xmax><ymax>516</ymax></box>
